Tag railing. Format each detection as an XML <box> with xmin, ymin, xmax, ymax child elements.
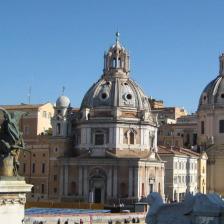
<box><xmin>25</xmin><ymin>201</ymin><xmax>104</xmax><ymax>209</ymax></box>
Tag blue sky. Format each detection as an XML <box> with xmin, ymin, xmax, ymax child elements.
<box><xmin>0</xmin><ymin>0</ymin><xmax>224</xmax><ymax>113</ymax></box>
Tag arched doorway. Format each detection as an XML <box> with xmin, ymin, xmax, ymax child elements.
<box><xmin>89</xmin><ymin>168</ymin><xmax>107</xmax><ymax>203</ymax></box>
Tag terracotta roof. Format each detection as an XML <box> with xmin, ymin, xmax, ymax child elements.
<box><xmin>158</xmin><ymin>145</ymin><xmax>199</xmax><ymax>157</ymax></box>
<box><xmin>0</xmin><ymin>103</ymin><xmax>50</xmax><ymax>110</ymax></box>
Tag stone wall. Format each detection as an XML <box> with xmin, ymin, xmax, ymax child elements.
<box><xmin>24</xmin><ymin>212</ymin><xmax>146</xmax><ymax>224</ymax></box>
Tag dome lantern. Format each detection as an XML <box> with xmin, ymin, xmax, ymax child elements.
<box><xmin>103</xmin><ymin>33</ymin><xmax>130</xmax><ymax>77</ymax></box>
<box><xmin>219</xmin><ymin>53</ymin><xmax>224</xmax><ymax>77</ymax></box>
<box><xmin>198</xmin><ymin>53</ymin><xmax>224</xmax><ymax>110</ymax></box>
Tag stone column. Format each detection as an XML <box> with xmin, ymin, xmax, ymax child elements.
<box><xmin>0</xmin><ymin>177</ymin><xmax>32</xmax><ymax>224</ymax></box>
<box><xmin>64</xmin><ymin>165</ymin><xmax>68</xmax><ymax>196</ymax></box>
<box><xmin>109</xmin><ymin>128</ymin><xmax>113</xmax><ymax>148</ymax></box>
<box><xmin>78</xmin><ymin>166</ymin><xmax>83</xmax><ymax>196</ymax></box>
<box><xmin>145</xmin><ymin>166</ymin><xmax>149</xmax><ymax>195</ymax></box>
<box><xmin>128</xmin><ymin>167</ymin><xmax>133</xmax><ymax>197</ymax></box>
<box><xmin>83</xmin><ymin>166</ymin><xmax>88</xmax><ymax>199</ymax></box>
<box><xmin>210</xmin><ymin>160</ymin><xmax>215</xmax><ymax>192</ymax></box>
<box><xmin>59</xmin><ymin>165</ymin><xmax>64</xmax><ymax>196</ymax></box>
<box><xmin>107</xmin><ymin>168</ymin><xmax>112</xmax><ymax>198</ymax></box>
<box><xmin>134</xmin><ymin>167</ymin><xmax>139</xmax><ymax>198</ymax></box>
<box><xmin>113</xmin><ymin>167</ymin><xmax>117</xmax><ymax>197</ymax></box>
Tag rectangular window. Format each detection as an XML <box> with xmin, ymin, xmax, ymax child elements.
<box><xmin>53</xmin><ymin>175</ymin><xmax>57</xmax><ymax>181</ymax></box>
<box><xmin>32</xmin><ymin>163</ymin><xmax>35</xmax><ymax>173</ymax></box>
<box><xmin>24</xmin><ymin>126</ymin><xmax>29</xmax><ymax>136</ymax></box>
<box><xmin>201</xmin><ymin>121</ymin><xmax>205</xmax><ymax>134</ymax></box>
<box><xmin>149</xmin><ymin>184</ymin><xmax>153</xmax><ymax>193</ymax></box>
<box><xmin>41</xmin><ymin>184</ymin><xmax>44</xmax><ymax>194</ymax></box>
<box><xmin>95</xmin><ymin>133</ymin><xmax>104</xmax><ymax>145</ymax></box>
<box><xmin>23</xmin><ymin>163</ymin><xmax>26</xmax><ymax>173</ymax></box>
<box><xmin>42</xmin><ymin>163</ymin><xmax>45</xmax><ymax>174</ymax></box>
<box><xmin>193</xmin><ymin>133</ymin><xmax>197</xmax><ymax>145</ymax></box>
<box><xmin>43</xmin><ymin>111</ymin><xmax>47</xmax><ymax>118</ymax></box>
<box><xmin>182</xmin><ymin>176</ymin><xmax>185</xmax><ymax>183</ymax></box>
<box><xmin>174</xmin><ymin>176</ymin><xmax>177</xmax><ymax>184</ymax></box>
<box><xmin>219</xmin><ymin>120</ymin><xmax>224</xmax><ymax>133</ymax></box>
<box><xmin>178</xmin><ymin>176</ymin><xmax>181</xmax><ymax>183</ymax></box>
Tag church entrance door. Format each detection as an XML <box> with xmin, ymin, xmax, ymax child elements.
<box><xmin>94</xmin><ymin>187</ymin><xmax>101</xmax><ymax>203</ymax></box>
<box><xmin>89</xmin><ymin>168</ymin><xmax>107</xmax><ymax>204</ymax></box>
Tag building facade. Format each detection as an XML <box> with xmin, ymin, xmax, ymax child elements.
<box><xmin>158</xmin><ymin>146</ymin><xmax>201</xmax><ymax>202</ymax></box>
<box><xmin>48</xmin><ymin>34</ymin><xmax>165</xmax><ymax>204</ymax></box>
<box><xmin>0</xmin><ymin>103</ymin><xmax>54</xmax><ymax>200</ymax></box>
<box><xmin>1</xmin><ymin>103</ymin><xmax>54</xmax><ymax>141</ymax></box>
<box><xmin>158</xmin><ymin>114</ymin><xmax>198</xmax><ymax>149</ymax></box>
<box><xmin>197</xmin><ymin>53</ymin><xmax>224</xmax><ymax>195</ymax></box>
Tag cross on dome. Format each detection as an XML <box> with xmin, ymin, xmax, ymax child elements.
<box><xmin>115</xmin><ymin>32</ymin><xmax>120</xmax><ymax>44</ymax></box>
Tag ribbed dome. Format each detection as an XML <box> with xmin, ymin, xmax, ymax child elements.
<box><xmin>56</xmin><ymin>95</ymin><xmax>70</xmax><ymax>108</ymax></box>
<box><xmin>198</xmin><ymin>54</ymin><xmax>224</xmax><ymax>110</ymax></box>
<box><xmin>81</xmin><ymin>33</ymin><xmax>150</xmax><ymax>111</ymax></box>
<box><xmin>81</xmin><ymin>77</ymin><xmax>151</xmax><ymax>111</ymax></box>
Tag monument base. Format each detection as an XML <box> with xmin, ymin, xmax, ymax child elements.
<box><xmin>0</xmin><ymin>177</ymin><xmax>32</xmax><ymax>224</ymax></box>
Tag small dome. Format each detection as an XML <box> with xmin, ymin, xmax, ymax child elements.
<box><xmin>198</xmin><ymin>53</ymin><xmax>224</xmax><ymax>110</ymax></box>
<box><xmin>56</xmin><ymin>95</ymin><xmax>70</xmax><ymax>108</ymax></box>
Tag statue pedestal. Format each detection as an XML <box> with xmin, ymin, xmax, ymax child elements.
<box><xmin>0</xmin><ymin>177</ymin><xmax>32</xmax><ymax>224</ymax></box>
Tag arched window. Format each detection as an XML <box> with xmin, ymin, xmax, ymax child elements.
<box><xmin>118</xmin><ymin>58</ymin><xmax>121</xmax><ymax>68</ymax></box>
<box><xmin>112</xmin><ymin>58</ymin><xmax>116</xmax><ymax>68</ymax></box>
<box><xmin>130</xmin><ymin>132</ymin><xmax>134</xmax><ymax>144</ymax></box>
<box><xmin>57</xmin><ymin>123</ymin><xmax>61</xmax><ymax>135</ymax></box>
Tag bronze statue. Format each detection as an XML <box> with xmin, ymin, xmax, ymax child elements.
<box><xmin>0</xmin><ymin>107</ymin><xmax>28</xmax><ymax>176</ymax></box>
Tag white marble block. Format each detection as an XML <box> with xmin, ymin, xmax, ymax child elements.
<box><xmin>0</xmin><ymin>178</ymin><xmax>32</xmax><ymax>224</ymax></box>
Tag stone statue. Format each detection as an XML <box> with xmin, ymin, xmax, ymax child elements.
<box><xmin>146</xmin><ymin>192</ymin><xmax>224</xmax><ymax>224</ymax></box>
<box><xmin>145</xmin><ymin>192</ymin><xmax>164</xmax><ymax>224</ymax></box>
<box><xmin>0</xmin><ymin>107</ymin><xmax>27</xmax><ymax>176</ymax></box>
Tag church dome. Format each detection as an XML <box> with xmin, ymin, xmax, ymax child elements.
<box><xmin>80</xmin><ymin>33</ymin><xmax>151</xmax><ymax>111</ymax></box>
<box><xmin>198</xmin><ymin>53</ymin><xmax>224</xmax><ymax>110</ymax></box>
<box><xmin>81</xmin><ymin>77</ymin><xmax>151</xmax><ymax>111</ymax></box>
<box><xmin>56</xmin><ymin>95</ymin><xmax>71</xmax><ymax>108</ymax></box>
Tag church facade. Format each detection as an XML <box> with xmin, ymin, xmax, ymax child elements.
<box><xmin>49</xmin><ymin>34</ymin><xmax>165</xmax><ymax>204</ymax></box>
<box><xmin>197</xmin><ymin>53</ymin><xmax>224</xmax><ymax>195</ymax></box>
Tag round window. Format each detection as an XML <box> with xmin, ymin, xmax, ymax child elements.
<box><xmin>126</xmin><ymin>94</ymin><xmax>132</xmax><ymax>100</ymax></box>
<box><xmin>100</xmin><ymin>92</ymin><xmax>108</xmax><ymax>101</ymax></box>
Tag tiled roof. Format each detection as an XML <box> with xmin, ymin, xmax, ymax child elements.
<box><xmin>0</xmin><ymin>103</ymin><xmax>49</xmax><ymax>110</ymax></box>
<box><xmin>158</xmin><ymin>145</ymin><xmax>199</xmax><ymax>157</ymax></box>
